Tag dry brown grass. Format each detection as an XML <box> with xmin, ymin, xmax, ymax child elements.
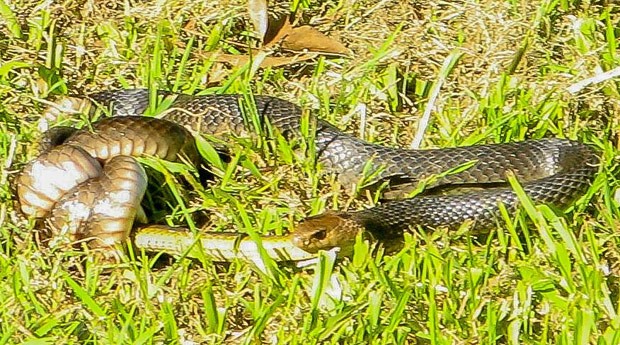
<box><xmin>1</xmin><ymin>0</ymin><xmax>619</xmax><ymax>343</ymax></box>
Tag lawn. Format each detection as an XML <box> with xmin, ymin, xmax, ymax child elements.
<box><xmin>1</xmin><ymin>0</ymin><xmax>619</xmax><ymax>344</ymax></box>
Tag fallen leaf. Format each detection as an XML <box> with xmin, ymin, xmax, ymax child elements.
<box><xmin>263</xmin><ymin>13</ymin><xmax>291</xmax><ymax>46</ymax></box>
<box><xmin>281</xmin><ymin>25</ymin><xmax>349</xmax><ymax>55</ymax></box>
<box><xmin>201</xmin><ymin>51</ymin><xmax>318</xmax><ymax>69</ymax></box>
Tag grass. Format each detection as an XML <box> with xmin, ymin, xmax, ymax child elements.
<box><xmin>1</xmin><ymin>0</ymin><xmax>619</xmax><ymax>343</ymax></box>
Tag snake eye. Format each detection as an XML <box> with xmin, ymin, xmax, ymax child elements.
<box><xmin>312</xmin><ymin>228</ymin><xmax>327</xmax><ymax>241</ymax></box>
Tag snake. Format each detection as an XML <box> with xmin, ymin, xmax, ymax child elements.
<box><xmin>15</xmin><ymin>89</ymin><xmax>599</xmax><ymax>261</ymax></box>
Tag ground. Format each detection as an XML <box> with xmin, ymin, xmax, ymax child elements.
<box><xmin>1</xmin><ymin>0</ymin><xmax>619</xmax><ymax>344</ymax></box>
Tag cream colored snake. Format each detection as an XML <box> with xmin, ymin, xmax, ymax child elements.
<box><xmin>15</xmin><ymin>89</ymin><xmax>599</xmax><ymax>260</ymax></box>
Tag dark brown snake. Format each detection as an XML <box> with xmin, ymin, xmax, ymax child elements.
<box><xmin>16</xmin><ymin>89</ymin><xmax>599</xmax><ymax>258</ymax></box>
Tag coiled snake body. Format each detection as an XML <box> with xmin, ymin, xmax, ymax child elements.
<box><xmin>16</xmin><ymin>89</ymin><xmax>599</xmax><ymax>260</ymax></box>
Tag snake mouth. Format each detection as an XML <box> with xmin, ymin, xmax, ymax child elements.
<box><xmin>291</xmin><ymin>229</ymin><xmax>327</xmax><ymax>253</ymax></box>
<box><xmin>291</xmin><ymin>212</ymin><xmax>364</xmax><ymax>254</ymax></box>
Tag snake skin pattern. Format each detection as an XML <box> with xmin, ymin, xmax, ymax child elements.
<box><xmin>17</xmin><ymin>89</ymin><xmax>599</xmax><ymax>253</ymax></box>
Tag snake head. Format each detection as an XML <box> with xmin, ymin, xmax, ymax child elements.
<box><xmin>291</xmin><ymin>211</ymin><xmax>364</xmax><ymax>255</ymax></box>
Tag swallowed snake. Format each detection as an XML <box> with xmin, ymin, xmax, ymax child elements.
<box><xmin>15</xmin><ymin>89</ymin><xmax>599</xmax><ymax>260</ymax></box>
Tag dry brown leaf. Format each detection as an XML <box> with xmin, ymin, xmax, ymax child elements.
<box><xmin>263</xmin><ymin>16</ymin><xmax>293</xmax><ymax>47</ymax></box>
<box><xmin>281</xmin><ymin>25</ymin><xmax>349</xmax><ymax>55</ymax></box>
<box><xmin>201</xmin><ymin>51</ymin><xmax>318</xmax><ymax>69</ymax></box>
<box><xmin>183</xmin><ymin>18</ymin><xmax>196</xmax><ymax>32</ymax></box>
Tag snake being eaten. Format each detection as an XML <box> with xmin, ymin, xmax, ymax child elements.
<box><xmin>15</xmin><ymin>89</ymin><xmax>599</xmax><ymax>261</ymax></box>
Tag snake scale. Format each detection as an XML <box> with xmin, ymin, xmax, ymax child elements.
<box><xmin>15</xmin><ymin>89</ymin><xmax>599</xmax><ymax>260</ymax></box>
